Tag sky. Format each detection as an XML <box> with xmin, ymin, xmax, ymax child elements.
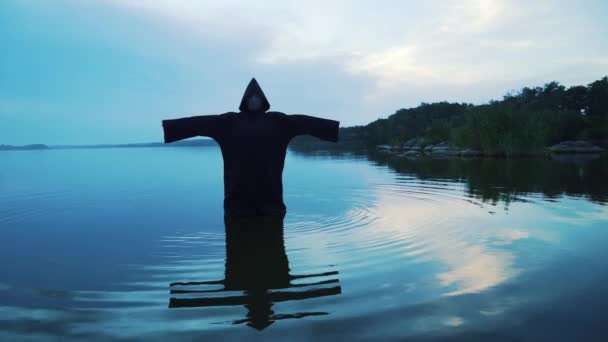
<box><xmin>1</xmin><ymin>0</ymin><xmax>607</xmax><ymax>145</ymax></box>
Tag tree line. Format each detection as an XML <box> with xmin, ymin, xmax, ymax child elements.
<box><xmin>337</xmin><ymin>76</ymin><xmax>608</xmax><ymax>155</ymax></box>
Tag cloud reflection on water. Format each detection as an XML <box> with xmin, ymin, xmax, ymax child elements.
<box><xmin>370</xmin><ymin>185</ymin><xmax>528</xmax><ymax>297</ymax></box>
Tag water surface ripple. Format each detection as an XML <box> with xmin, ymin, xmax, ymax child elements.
<box><xmin>1</xmin><ymin>148</ymin><xmax>607</xmax><ymax>340</ymax></box>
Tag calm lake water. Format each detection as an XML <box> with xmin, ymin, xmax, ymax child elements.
<box><xmin>1</xmin><ymin>146</ymin><xmax>607</xmax><ymax>341</ymax></box>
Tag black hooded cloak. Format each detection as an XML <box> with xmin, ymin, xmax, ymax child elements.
<box><xmin>162</xmin><ymin>78</ymin><xmax>340</xmax><ymax>217</ymax></box>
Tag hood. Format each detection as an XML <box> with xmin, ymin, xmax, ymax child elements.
<box><xmin>239</xmin><ymin>78</ymin><xmax>271</xmax><ymax>113</ymax></box>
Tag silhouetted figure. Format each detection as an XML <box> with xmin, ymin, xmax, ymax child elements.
<box><xmin>162</xmin><ymin>78</ymin><xmax>340</xmax><ymax>216</ymax></box>
<box><xmin>168</xmin><ymin>213</ymin><xmax>342</xmax><ymax>330</ymax></box>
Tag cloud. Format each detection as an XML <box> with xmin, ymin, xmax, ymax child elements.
<box><xmin>105</xmin><ymin>0</ymin><xmax>607</xmax><ymax>102</ymax></box>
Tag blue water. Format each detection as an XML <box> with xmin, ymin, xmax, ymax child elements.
<box><xmin>1</xmin><ymin>147</ymin><xmax>607</xmax><ymax>341</ymax></box>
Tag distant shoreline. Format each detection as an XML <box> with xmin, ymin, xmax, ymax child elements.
<box><xmin>0</xmin><ymin>144</ymin><xmax>50</xmax><ymax>151</ymax></box>
<box><xmin>0</xmin><ymin>139</ymin><xmax>217</xmax><ymax>151</ymax></box>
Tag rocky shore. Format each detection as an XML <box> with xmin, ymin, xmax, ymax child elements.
<box><xmin>376</xmin><ymin>139</ymin><xmax>605</xmax><ymax>158</ymax></box>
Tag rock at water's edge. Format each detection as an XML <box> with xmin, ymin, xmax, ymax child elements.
<box><xmin>548</xmin><ymin>140</ymin><xmax>604</xmax><ymax>153</ymax></box>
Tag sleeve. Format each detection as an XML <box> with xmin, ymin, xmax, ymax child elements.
<box><xmin>284</xmin><ymin>114</ymin><xmax>340</xmax><ymax>142</ymax></box>
<box><xmin>162</xmin><ymin>114</ymin><xmax>229</xmax><ymax>143</ymax></box>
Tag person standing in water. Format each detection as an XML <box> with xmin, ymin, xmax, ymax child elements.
<box><xmin>162</xmin><ymin>78</ymin><xmax>340</xmax><ymax>217</ymax></box>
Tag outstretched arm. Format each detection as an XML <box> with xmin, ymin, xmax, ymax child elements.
<box><xmin>162</xmin><ymin>113</ymin><xmax>232</xmax><ymax>143</ymax></box>
<box><xmin>283</xmin><ymin>114</ymin><xmax>340</xmax><ymax>142</ymax></box>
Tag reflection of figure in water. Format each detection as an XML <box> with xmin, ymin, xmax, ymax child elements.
<box><xmin>162</xmin><ymin>78</ymin><xmax>340</xmax><ymax>216</ymax></box>
<box><xmin>169</xmin><ymin>213</ymin><xmax>342</xmax><ymax>330</ymax></box>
